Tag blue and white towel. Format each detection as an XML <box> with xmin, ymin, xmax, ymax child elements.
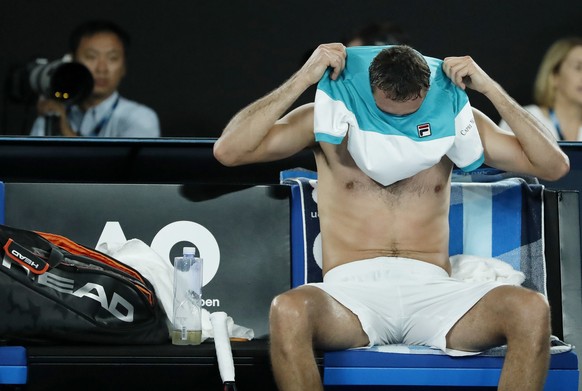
<box><xmin>314</xmin><ymin>46</ymin><xmax>484</xmax><ymax>186</ymax></box>
<box><xmin>364</xmin><ymin>335</ymin><xmax>572</xmax><ymax>355</ymax></box>
<box><xmin>448</xmin><ymin>177</ymin><xmax>546</xmax><ymax>294</ymax></box>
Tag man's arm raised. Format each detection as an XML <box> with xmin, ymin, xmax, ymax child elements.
<box><xmin>443</xmin><ymin>56</ymin><xmax>570</xmax><ymax>181</ymax></box>
<box><xmin>214</xmin><ymin>43</ymin><xmax>347</xmax><ymax>166</ymax></box>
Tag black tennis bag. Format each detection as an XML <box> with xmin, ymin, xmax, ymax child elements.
<box><xmin>0</xmin><ymin>224</ymin><xmax>169</xmax><ymax>344</ymax></box>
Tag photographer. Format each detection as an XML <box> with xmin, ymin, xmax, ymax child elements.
<box><xmin>30</xmin><ymin>20</ymin><xmax>160</xmax><ymax>137</ymax></box>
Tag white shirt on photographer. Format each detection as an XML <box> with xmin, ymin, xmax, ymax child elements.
<box><xmin>30</xmin><ymin>91</ymin><xmax>160</xmax><ymax>138</ymax></box>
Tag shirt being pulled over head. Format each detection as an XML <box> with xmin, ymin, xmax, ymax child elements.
<box><xmin>314</xmin><ymin>45</ymin><xmax>484</xmax><ymax>186</ymax></box>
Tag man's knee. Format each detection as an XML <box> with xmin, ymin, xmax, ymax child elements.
<box><xmin>515</xmin><ymin>290</ymin><xmax>550</xmax><ymax>324</ymax></box>
<box><xmin>503</xmin><ymin>288</ymin><xmax>551</xmax><ymax>336</ymax></box>
<box><xmin>270</xmin><ymin>291</ymin><xmax>303</xmax><ymax>323</ymax></box>
<box><xmin>270</xmin><ymin>289</ymin><xmax>315</xmax><ymax>336</ymax></box>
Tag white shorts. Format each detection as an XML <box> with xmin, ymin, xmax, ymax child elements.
<box><xmin>308</xmin><ymin>257</ymin><xmax>506</xmax><ymax>356</ymax></box>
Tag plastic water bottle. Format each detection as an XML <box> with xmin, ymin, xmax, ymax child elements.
<box><xmin>172</xmin><ymin>247</ymin><xmax>203</xmax><ymax>345</ymax></box>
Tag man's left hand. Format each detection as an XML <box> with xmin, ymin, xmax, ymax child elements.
<box><xmin>442</xmin><ymin>56</ymin><xmax>494</xmax><ymax>96</ymax></box>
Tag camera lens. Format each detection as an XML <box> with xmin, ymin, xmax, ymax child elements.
<box><xmin>7</xmin><ymin>58</ymin><xmax>94</xmax><ymax>105</ymax></box>
<box><xmin>30</xmin><ymin>60</ymin><xmax>93</xmax><ymax>104</ymax></box>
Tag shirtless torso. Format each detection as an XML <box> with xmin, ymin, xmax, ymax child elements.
<box><xmin>315</xmin><ymin>139</ymin><xmax>453</xmax><ymax>275</ymax></box>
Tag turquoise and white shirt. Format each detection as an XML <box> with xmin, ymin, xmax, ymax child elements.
<box><xmin>314</xmin><ymin>46</ymin><xmax>484</xmax><ymax>186</ymax></box>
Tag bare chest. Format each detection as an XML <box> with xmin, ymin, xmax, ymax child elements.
<box><xmin>314</xmin><ymin>142</ymin><xmax>452</xmax><ymax>203</ymax></box>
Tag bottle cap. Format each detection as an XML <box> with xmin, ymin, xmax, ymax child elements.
<box><xmin>183</xmin><ymin>247</ymin><xmax>197</xmax><ymax>256</ymax></box>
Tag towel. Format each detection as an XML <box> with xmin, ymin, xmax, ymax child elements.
<box><xmin>450</xmin><ymin>254</ymin><xmax>525</xmax><ymax>285</ymax></box>
<box><xmin>364</xmin><ymin>335</ymin><xmax>572</xmax><ymax>356</ymax></box>
<box><xmin>97</xmin><ymin>239</ymin><xmax>175</xmax><ymax>326</ymax></box>
<box><xmin>314</xmin><ymin>46</ymin><xmax>484</xmax><ymax>186</ymax></box>
<box><xmin>448</xmin><ymin>177</ymin><xmax>546</xmax><ymax>295</ymax></box>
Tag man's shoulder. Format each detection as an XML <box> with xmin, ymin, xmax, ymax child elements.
<box><xmin>117</xmin><ymin>96</ymin><xmax>154</xmax><ymax>112</ymax></box>
<box><xmin>116</xmin><ymin>96</ymin><xmax>159</xmax><ymax>120</ymax></box>
<box><xmin>109</xmin><ymin>95</ymin><xmax>160</xmax><ymax>136</ymax></box>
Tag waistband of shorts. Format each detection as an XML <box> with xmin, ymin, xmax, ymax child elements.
<box><xmin>323</xmin><ymin>256</ymin><xmax>449</xmax><ymax>283</ymax></box>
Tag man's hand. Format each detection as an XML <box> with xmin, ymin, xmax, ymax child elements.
<box><xmin>35</xmin><ymin>96</ymin><xmax>78</xmax><ymax>136</ymax></box>
<box><xmin>36</xmin><ymin>97</ymin><xmax>67</xmax><ymax>118</ymax></box>
<box><xmin>298</xmin><ymin>43</ymin><xmax>347</xmax><ymax>87</ymax></box>
<box><xmin>445</xmin><ymin>57</ymin><xmax>570</xmax><ymax>182</ymax></box>
<box><xmin>442</xmin><ymin>56</ymin><xmax>495</xmax><ymax>96</ymax></box>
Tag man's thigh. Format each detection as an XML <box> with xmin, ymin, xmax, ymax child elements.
<box><xmin>291</xmin><ymin>285</ymin><xmax>370</xmax><ymax>350</ymax></box>
<box><xmin>445</xmin><ymin>284</ymin><xmax>538</xmax><ymax>352</ymax></box>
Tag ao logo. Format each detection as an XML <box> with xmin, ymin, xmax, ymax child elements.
<box><xmin>97</xmin><ymin>221</ymin><xmax>220</xmax><ymax>286</ymax></box>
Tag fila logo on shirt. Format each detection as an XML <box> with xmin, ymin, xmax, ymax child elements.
<box><xmin>417</xmin><ymin>123</ymin><xmax>432</xmax><ymax>138</ymax></box>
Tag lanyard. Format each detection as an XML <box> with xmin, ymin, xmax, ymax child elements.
<box><xmin>548</xmin><ymin>108</ymin><xmax>565</xmax><ymax>141</ymax></box>
<box><xmin>88</xmin><ymin>95</ymin><xmax>120</xmax><ymax>137</ymax></box>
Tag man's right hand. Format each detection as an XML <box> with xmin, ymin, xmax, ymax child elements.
<box><xmin>36</xmin><ymin>97</ymin><xmax>78</xmax><ymax>136</ymax></box>
<box><xmin>298</xmin><ymin>43</ymin><xmax>347</xmax><ymax>87</ymax></box>
<box><xmin>214</xmin><ymin>43</ymin><xmax>343</xmax><ymax>166</ymax></box>
<box><xmin>36</xmin><ymin>97</ymin><xmax>67</xmax><ymax>118</ymax></box>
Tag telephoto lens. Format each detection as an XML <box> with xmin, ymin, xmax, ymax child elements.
<box><xmin>7</xmin><ymin>57</ymin><xmax>93</xmax><ymax>105</ymax></box>
<box><xmin>28</xmin><ymin>58</ymin><xmax>94</xmax><ymax>104</ymax></box>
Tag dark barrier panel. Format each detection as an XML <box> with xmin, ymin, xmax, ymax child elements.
<box><xmin>4</xmin><ymin>182</ymin><xmax>291</xmax><ymax>339</ymax></box>
<box><xmin>0</xmin><ymin>137</ymin><xmax>316</xmax><ymax>184</ymax></box>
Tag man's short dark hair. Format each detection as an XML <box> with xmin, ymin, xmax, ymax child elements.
<box><xmin>69</xmin><ymin>20</ymin><xmax>131</xmax><ymax>55</ymax></box>
<box><xmin>369</xmin><ymin>45</ymin><xmax>430</xmax><ymax>102</ymax></box>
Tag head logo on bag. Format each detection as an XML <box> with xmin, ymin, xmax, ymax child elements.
<box><xmin>37</xmin><ymin>272</ymin><xmax>134</xmax><ymax>322</ymax></box>
<box><xmin>3</xmin><ymin>239</ymin><xmax>48</xmax><ymax>274</ymax></box>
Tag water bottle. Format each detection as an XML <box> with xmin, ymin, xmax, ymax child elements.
<box><xmin>172</xmin><ymin>247</ymin><xmax>203</xmax><ymax>345</ymax></box>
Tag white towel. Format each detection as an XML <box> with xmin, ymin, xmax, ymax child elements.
<box><xmin>450</xmin><ymin>254</ymin><xmax>525</xmax><ymax>285</ymax></box>
<box><xmin>97</xmin><ymin>239</ymin><xmax>175</xmax><ymax>325</ymax></box>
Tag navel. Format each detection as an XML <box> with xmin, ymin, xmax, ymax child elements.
<box><xmin>345</xmin><ymin>181</ymin><xmax>354</xmax><ymax>190</ymax></box>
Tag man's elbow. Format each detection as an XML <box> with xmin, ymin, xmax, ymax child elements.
<box><xmin>552</xmin><ymin>156</ymin><xmax>571</xmax><ymax>180</ymax></box>
<box><xmin>213</xmin><ymin>139</ymin><xmax>240</xmax><ymax>167</ymax></box>
<box><xmin>539</xmin><ymin>155</ymin><xmax>571</xmax><ymax>182</ymax></box>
